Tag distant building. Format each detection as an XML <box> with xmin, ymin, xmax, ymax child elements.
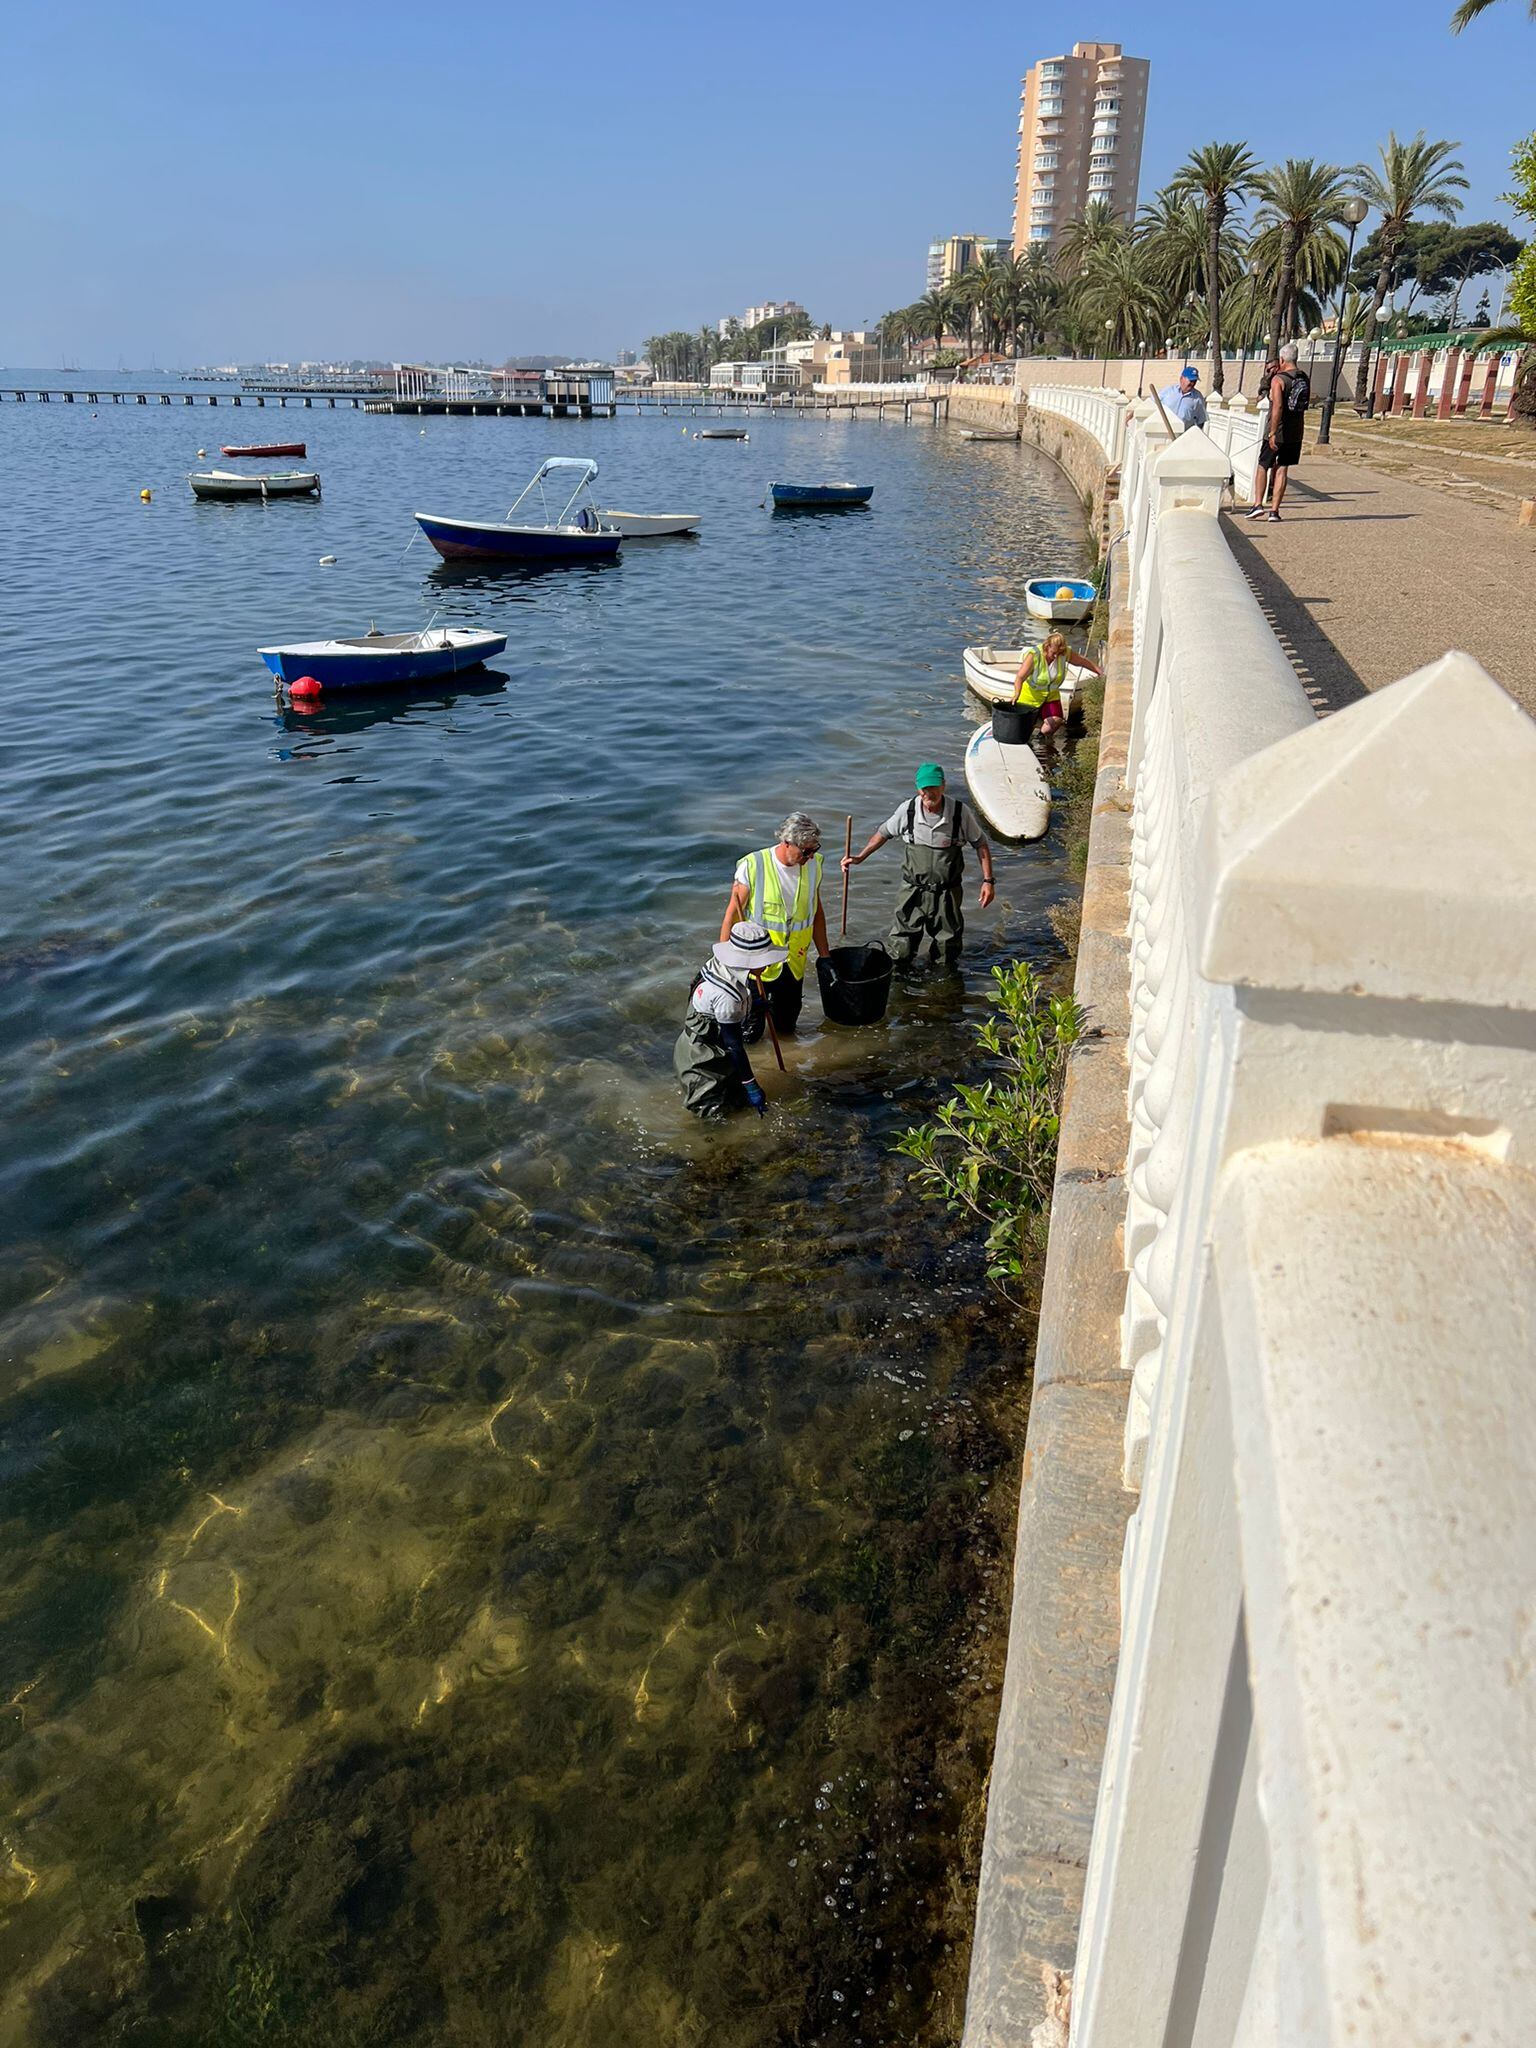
<box><xmin>616</xmin><ymin>348</ymin><xmax>636</xmax><ymax>367</ymax></box>
<box><xmin>742</xmin><ymin>300</ymin><xmax>806</xmax><ymax>330</ymax></box>
<box><xmin>1012</xmin><ymin>41</ymin><xmax>1148</xmax><ymax>255</ymax></box>
<box><xmin>927</xmin><ymin>235</ymin><xmax>1011</xmax><ymax>295</ymax></box>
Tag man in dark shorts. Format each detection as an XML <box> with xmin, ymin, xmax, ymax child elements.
<box><xmin>1248</xmin><ymin>341</ymin><xmax>1309</xmax><ymax>523</ymax></box>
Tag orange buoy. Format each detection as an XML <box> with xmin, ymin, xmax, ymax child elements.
<box><xmin>289</xmin><ymin>675</ymin><xmax>323</xmax><ymax>697</ymax></box>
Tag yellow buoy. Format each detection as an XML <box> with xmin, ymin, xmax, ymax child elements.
<box><xmin>140</xmin><ymin>488</ymin><xmax>152</xmax><ymax>502</ymax></box>
<box><xmin>1054</xmin><ymin>585</ymin><xmax>1075</xmax><ymax>601</ymax></box>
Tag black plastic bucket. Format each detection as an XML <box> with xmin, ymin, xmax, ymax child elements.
<box><xmin>817</xmin><ymin>943</ymin><xmax>893</xmax><ymax>1026</ymax></box>
<box><xmin>991</xmin><ymin>701</ymin><xmax>1038</xmax><ymax>746</ymax></box>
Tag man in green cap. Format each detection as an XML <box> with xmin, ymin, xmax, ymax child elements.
<box><xmin>842</xmin><ymin>764</ymin><xmax>994</xmax><ymax>966</ymax></box>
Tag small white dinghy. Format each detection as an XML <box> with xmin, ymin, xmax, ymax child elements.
<box><xmin>592</xmin><ymin>508</ymin><xmax>701</xmax><ymax>538</ymax></box>
<box><xmin>964</xmin><ymin>721</ymin><xmax>1053</xmax><ymax>842</ymax></box>
<box><xmin>961</xmin><ymin>646</ymin><xmax>1092</xmax><ymax>709</ymax></box>
<box><xmin>1024</xmin><ymin>576</ymin><xmax>1095</xmax><ymax>623</ymax></box>
<box><xmin>190</xmin><ymin>468</ymin><xmax>321</xmax><ymax>500</ymax></box>
<box><xmin>959</xmin><ymin>427</ymin><xmax>1020</xmax><ymax>443</ymax></box>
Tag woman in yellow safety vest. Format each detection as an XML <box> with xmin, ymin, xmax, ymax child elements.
<box><xmin>1012</xmin><ymin>631</ymin><xmax>1102</xmax><ymax>738</ymax></box>
<box><xmin>720</xmin><ymin>812</ymin><xmax>830</xmax><ymax>1037</ymax></box>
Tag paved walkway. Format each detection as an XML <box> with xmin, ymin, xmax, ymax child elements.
<box><xmin>1220</xmin><ymin>450</ymin><xmax>1536</xmax><ymax>721</ymax></box>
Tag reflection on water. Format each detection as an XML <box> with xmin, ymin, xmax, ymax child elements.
<box><xmin>0</xmin><ymin>390</ymin><xmax>1088</xmax><ymax>2045</ymax></box>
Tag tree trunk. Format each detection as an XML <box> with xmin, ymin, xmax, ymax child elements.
<box><xmin>1354</xmin><ymin>242</ymin><xmax>1397</xmax><ymax>414</ymax></box>
<box><xmin>1208</xmin><ymin>196</ymin><xmax>1226</xmax><ymax>394</ymax></box>
<box><xmin>1270</xmin><ymin>226</ymin><xmax>1297</xmax><ymax>347</ymax></box>
<box><xmin>1510</xmin><ymin>347</ymin><xmax>1536</xmax><ymax>429</ymax></box>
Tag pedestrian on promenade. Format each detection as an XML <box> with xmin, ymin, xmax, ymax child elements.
<box><xmin>842</xmin><ymin>764</ymin><xmax>995</xmax><ymax>967</ymax></box>
<box><xmin>1159</xmin><ymin>365</ymin><xmax>1207</xmax><ymax>430</ymax></box>
<box><xmin>674</xmin><ymin>920</ymin><xmax>785</xmax><ymax>1121</ymax></box>
<box><xmin>1011</xmin><ymin>632</ymin><xmax>1102</xmax><ymax>740</ymax></box>
<box><xmin>721</xmin><ymin>814</ymin><xmax>829</xmax><ymax>1035</ymax></box>
<box><xmin>1249</xmin><ymin>342</ymin><xmax>1310</xmax><ymax>523</ymax></box>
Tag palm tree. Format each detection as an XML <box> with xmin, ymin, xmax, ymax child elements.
<box><xmin>1016</xmin><ymin>247</ymin><xmax>1062</xmax><ymax>354</ymax></box>
<box><xmin>1137</xmin><ymin>190</ymin><xmax>1229</xmax><ymax>309</ymax></box>
<box><xmin>1450</xmin><ymin>0</ymin><xmax>1535</xmax><ymax>26</ymax></box>
<box><xmin>915</xmin><ymin>287</ymin><xmax>962</xmax><ymax>357</ymax></box>
<box><xmin>1055</xmin><ymin>200</ymin><xmax>1125</xmax><ymax>281</ymax></box>
<box><xmin>1249</xmin><ymin>158</ymin><xmax>1352</xmax><ymax>342</ymax></box>
<box><xmin>1352</xmin><ymin>131</ymin><xmax>1468</xmax><ymax>411</ymax></box>
<box><xmin>1073</xmin><ymin>241</ymin><xmax>1169</xmax><ymax>356</ymax></box>
<box><xmin>1168</xmin><ymin>142</ymin><xmax>1261</xmax><ymax>391</ymax></box>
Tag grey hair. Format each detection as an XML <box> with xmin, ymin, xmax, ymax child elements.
<box><xmin>778</xmin><ymin>812</ymin><xmax>822</xmax><ymax>848</ymax></box>
<box><xmin>1279</xmin><ymin>342</ymin><xmax>1299</xmax><ymax>364</ymax></box>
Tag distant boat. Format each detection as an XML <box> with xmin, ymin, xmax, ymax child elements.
<box><xmin>258</xmin><ymin>625</ymin><xmax>507</xmax><ymax>691</ymax></box>
<box><xmin>964</xmin><ymin>721</ymin><xmax>1053</xmax><ymax>842</ymax></box>
<box><xmin>769</xmin><ymin>481</ymin><xmax>874</xmax><ymax>509</ymax></box>
<box><xmin>697</xmin><ymin>426</ymin><xmax>749</xmax><ymax>440</ymax></box>
<box><xmin>962</xmin><ymin>646</ymin><xmax>1091</xmax><ymax>709</ymax></box>
<box><xmin>1024</xmin><ymin>577</ymin><xmax>1095</xmax><ymax>623</ymax></box>
<box><xmin>189</xmin><ymin>469</ymin><xmax>320</xmax><ymax>500</ymax></box>
<box><xmin>594</xmin><ymin>507</ymin><xmax>701</xmax><ymax>538</ymax></box>
<box><xmin>222</xmin><ymin>441</ymin><xmax>306</xmax><ymax>458</ymax></box>
<box><xmin>414</xmin><ymin>456</ymin><xmax>621</xmax><ymax>562</ymax></box>
<box><xmin>959</xmin><ymin>427</ymin><xmax>1020</xmax><ymax>443</ymax></box>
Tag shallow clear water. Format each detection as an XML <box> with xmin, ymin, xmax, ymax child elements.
<box><xmin>0</xmin><ymin>380</ymin><xmax>1089</xmax><ymax>2046</ymax></box>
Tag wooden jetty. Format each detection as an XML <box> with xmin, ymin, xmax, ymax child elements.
<box><xmin>2</xmin><ymin>388</ymin><xmax>371</xmax><ymax>407</ymax></box>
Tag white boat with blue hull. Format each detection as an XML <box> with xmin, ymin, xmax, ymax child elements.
<box><xmin>415</xmin><ymin>457</ymin><xmax>621</xmax><ymax>563</ymax></box>
<box><xmin>258</xmin><ymin>625</ymin><xmax>508</xmax><ymax>691</ymax></box>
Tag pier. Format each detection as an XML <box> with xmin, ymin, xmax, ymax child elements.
<box><xmin>963</xmin><ymin>382</ymin><xmax>1536</xmax><ymax>2047</ymax></box>
<box><xmin>1</xmin><ymin>387</ymin><xmax>372</xmax><ymax>407</ymax></box>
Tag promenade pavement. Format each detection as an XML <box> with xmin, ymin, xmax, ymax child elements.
<box><xmin>1219</xmin><ymin>447</ymin><xmax>1536</xmax><ymax>722</ymax></box>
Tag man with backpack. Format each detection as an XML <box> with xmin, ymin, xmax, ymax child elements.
<box><xmin>842</xmin><ymin>764</ymin><xmax>995</xmax><ymax>966</ymax></box>
<box><xmin>1248</xmin><ymin>341</ymin><xmax>1311</xmax><ymax>523</ymax></box>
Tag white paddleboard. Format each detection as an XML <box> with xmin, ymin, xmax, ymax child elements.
<box><xmin>964</xmin><ymin>722</ymin><xmax>1052</xmax><ymax>842</ymax></box>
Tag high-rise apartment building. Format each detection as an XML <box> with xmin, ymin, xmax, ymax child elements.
<box><xmin>925</xmin><ymin>234</ymin><xmax>1011</xmax><ymax>295</ymax></box>
<box><xmin>1012</xmin><ymin>42</ymin><xmax>1149</xmax><ymax>256</ymax></box>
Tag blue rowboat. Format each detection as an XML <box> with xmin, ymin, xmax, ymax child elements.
<box><xmin>257</xmin><ymin>625</ymin><xmax>508</xmax><ymax>691</ymax></box>
<box><xmin>769</xmin><ymin>481</ymin><xmax>874</xmax><ymax>508</ymax></box>
<box><xmin>414</xmin><ymin>457</ymin><xmax>622</xmax><ymax>563</ymax></box>
<box><xmin>1024</xmin><ymin>576</ymin><xmax>1096</xmax><ymax>623</ymax></box>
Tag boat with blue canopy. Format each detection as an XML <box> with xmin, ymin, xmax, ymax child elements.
<box><xmin>258</xmin><ymin>624</ymin><xmax>508</xmax><ymax>691</ymax></box>
<box><xmin>769</xmin><ymin>481</ymin><xmax>874</xmax><ymax>509</ymax></box>
<box><xmin>414</xmin><ymin>457</ymin><xmax>622</xmax><ymax>563</ymax></box>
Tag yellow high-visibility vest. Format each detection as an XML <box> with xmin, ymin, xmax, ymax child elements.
<box><xmin>738</xmin><ymin>847</ymin><xmax>822</xmax><ymax>981</ymax></box>
<box><xmin>1013</xmin><ymin>647</ymin><xmax>1068</xmax><ymax>708</ymax></box>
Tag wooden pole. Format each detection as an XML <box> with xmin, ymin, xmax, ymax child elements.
<box><xmin>751</xmin><ymin>974</ymin><xmax>787</xmax><ymax>1071</ymax></box>
<box><xmin>840</xmin><ymin>815</ymin><xmax>853</xmax><ymax>938</ymax></box>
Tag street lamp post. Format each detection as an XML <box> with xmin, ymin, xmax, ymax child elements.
<box><xmin>1236</xmin><ymin>256</ymin><xmax>1263</xmax><ymax>395</ymax></box>
<box><xmin>1101</xmin><ymin>317</ymin><xmax>1113</xmax><ymax>385</ymax></box>
<box><xmin>1317</xmin><ymin>195</ymin><xmax>1370</xmax><ymax>445</ymax></box>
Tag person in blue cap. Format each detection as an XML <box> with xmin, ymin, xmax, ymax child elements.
<box><xmin>1159</xmin><ymin>365</ymin><xmax>1207</xmax><ymax>429</ymax></box>
<box><xmin>842</xmin><ymin>763</ymin><xmax>994</xmax><ymax>966</ymax></box>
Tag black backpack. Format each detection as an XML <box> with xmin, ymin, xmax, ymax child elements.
<box><xmin>1286</xmin><ymin>368</ymin><xmax>1312</xmax><ymax>413</ymax></box>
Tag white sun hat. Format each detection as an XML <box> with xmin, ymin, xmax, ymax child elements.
<box><xmin>712</xmin><ymin>919</ymin><xmax>790</xmax><ymax>971</ymax></box>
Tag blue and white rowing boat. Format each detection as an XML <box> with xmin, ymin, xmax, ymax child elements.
<box><xmin>258</xmin><ymin>625</ymin><xmax>508</xmax><ymax>691</ymax></box>
<box><xmin>414</xmin><ymin>457</ymin><xmax>622</xmax><ymax>563</ymax></box>
<box><xmin>1024</xmin><ymin>576</ymin><xmax>1095</xmax><ymax>623</ymax></box>
<box><xmin>769</xmin><ymin>481</ymin><xmax>874</xmax><ymax>509</ymax></box>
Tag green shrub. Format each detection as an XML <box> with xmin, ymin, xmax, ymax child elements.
<box><xmin>896</xmin><ymin>962</ymin><xmax>1083</xmax><ymax>1304</ymax></box>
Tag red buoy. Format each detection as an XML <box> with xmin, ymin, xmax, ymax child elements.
<box><xmin>289</xmin><ymin>675</ymin><xmax>323</xmax><ymax>697</ymax></box>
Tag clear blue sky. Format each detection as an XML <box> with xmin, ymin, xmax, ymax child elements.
<box><xmin>3</xmin><ymin>0</ymin><xmax>1530</xmax><ymax>366</ymax></box>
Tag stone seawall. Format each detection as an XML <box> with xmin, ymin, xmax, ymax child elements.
<box><xmin>960</xmin><ymin>420</ymin><xmax>1132</xmax><ymax>2044</ymax></box>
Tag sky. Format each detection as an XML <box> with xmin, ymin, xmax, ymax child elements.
<box><xmin>2</xmin><ymin>0</ymin><xmax>1531</xmax><ymax>367</ymax></box>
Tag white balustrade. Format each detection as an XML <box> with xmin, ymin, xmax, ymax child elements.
<box><xmin>994</xmin><ymin>397</ymin><xmax>1536</xmax><ymax>2046</ymax></box>
<box><xmin>1025</xmin><ymin>381</ymin><xmax>1127</xmax><ymax>465</ymax></box>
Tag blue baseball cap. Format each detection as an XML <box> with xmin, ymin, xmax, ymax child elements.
<box><xmin>1180</xmin><ymin>365</ymin><xmax>1199</xmax><ymax>383</ymax></box>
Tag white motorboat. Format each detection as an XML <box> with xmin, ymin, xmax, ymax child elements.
<box><xmin>189</xmin><ymin>468</ymin><xmax>321</xmax><ymax>500</ymax></box>
<box><xmin>592</xmin><ymin>508</ymin><xmax>701</xmax><ymax>538</ymax></box>
<box><xmin>961</xmin><ymin>646</ymin><xmax>1092</xmax><ymax>709</ymax></box>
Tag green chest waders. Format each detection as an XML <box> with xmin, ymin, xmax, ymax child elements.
<box><xmin>888</xmin><ymin>807</ymin><xmax>967</xmax><ymax>965</ymax></box>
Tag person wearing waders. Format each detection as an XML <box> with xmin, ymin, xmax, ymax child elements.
<box><xmin>720</xmin><ymin>813</ymin><xmax>830</xmax><ymax>1036</ymax></box>
<box><xmin>674</xmin><ymin>921</ymin><xmax>787</xmax><ymax>1120</ymax></box>
<box><xmin>841</xmin><ymin>763</ymin><xmax>995</xmax><ymax>967</ymax></box>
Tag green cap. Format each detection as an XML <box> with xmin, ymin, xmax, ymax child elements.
<box><xmin>915</xmin><ymin>762</ymin><xmax>945</xmax><ymax>789</ymax></box>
